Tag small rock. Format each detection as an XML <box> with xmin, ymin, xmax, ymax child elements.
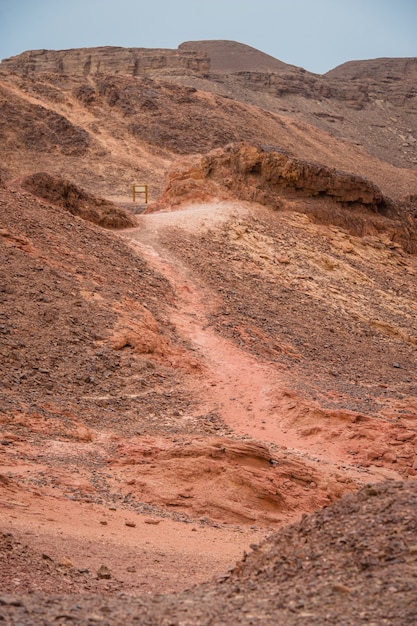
<box><xmin>276</xmin><ymin>255</ymin><xmax>291</xmax><ymax>264</ymax></box>
<box><xmin>59</xmin><ymin>556</ymin><xmax>74</xmax><ymax>568</ymax></box>
<box><xmin>396</xmin><ymin>431</ymin><xmax>415</xmax><ymax>442</ymax></box>
<box><xmin>125</xmin><ymin>521</ymin><xmax>136</xmax><ymax>527</ymax></box>
<box><xmin>144</xmin><ymin>518</ymin><xmax>161</xmax><ymax>525</ymax></box>
<box><xmin>332</xmin><ymin>583</ymin><xmax>351</xmax><ymax>594</ymax></box>
<box><xmin>97</xmin><ymin>565</ymin><xmax>111</xmax><ymax>579</ymax></box>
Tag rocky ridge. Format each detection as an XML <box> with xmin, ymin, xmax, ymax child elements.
<box><xmin>176</xmin><ymin>42</ymin><xmax>417</xmax><ymax>169</ymax></box>
<box><xmin>0</xmin><ymin>46</ymin><xmax>210</xmax><ymax>77</ymax></box>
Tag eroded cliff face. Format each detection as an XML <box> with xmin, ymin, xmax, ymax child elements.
<box><xmin>158</xmin><ymin>142</ymin><xmax>387</xmax><ymax>207</ymax></box>
<box><xmin>154</xmin><ymin>142</ymin><xmax>417</xmax><ymax>252</ymax></box>
<box><xmin>0</xmin><ymin>46</ymin><xmax>210</xmax><ymax>77</ymax></box>
<box><xmin>226</xmin><ymin>58</ymin><xmax>417</xmax><ymax>108</ymax></box>
<box><xmin>179</xmin><ymin>41</ymin><xmax>417</xmax><ymax>109</ymax></box>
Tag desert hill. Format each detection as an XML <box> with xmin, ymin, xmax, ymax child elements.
<box><xmin>179</xmin><ymin>40</ymin><xmax>297</xmax><ymax>73</ymax></box>
<box><xmin>0</xmin><ymin>40</ymin><xmax>416</xmax><ymax>623</ymax></box>
<box><xmin>1</xmin><ymin>40</ymin><xmax>416</xmax><ymax>171</ymax></box>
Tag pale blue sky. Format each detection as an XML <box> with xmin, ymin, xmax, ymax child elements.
<box><xmin>0</xmin><ymin>0</ymin><xmax>416</xmax><ymax>74</ymax></box>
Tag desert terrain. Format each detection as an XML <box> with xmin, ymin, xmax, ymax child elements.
<box><xmin>0</xmin><ymin>41</ymin><xmax>416</xmax><ymax>624</ymax></box>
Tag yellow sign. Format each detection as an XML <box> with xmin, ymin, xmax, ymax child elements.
<box><xmin>132</xmin><ymin>184</ymin><xmax>148</xmax><ymax>203</ymax></box>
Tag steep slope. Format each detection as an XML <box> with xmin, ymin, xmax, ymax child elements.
<box><xmin>1</xmin><ymin>70</ymin><xmax>416</xmax><ymax>204</ymax></box>
<box><xmin>176</xmin><ymin>42</ymin><xmax>417</xmax><ymax>169</ymax></box>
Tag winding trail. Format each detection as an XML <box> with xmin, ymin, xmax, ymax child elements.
<box><xmin>126</xmin><ymin>203</ymin><xmax>289</xmax><ymax>438</ymax></box>
<box><xmin>123</xmin><ymin>202</ymin><xmax>401</xmax><ymax>485</ymax></box>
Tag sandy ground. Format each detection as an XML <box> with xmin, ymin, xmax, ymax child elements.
<box><xmin>0</xmin><ymin>483</ymin><xmax>263</xmax><ymax>594</ymax></box>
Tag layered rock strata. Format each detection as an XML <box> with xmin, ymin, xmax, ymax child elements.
<box><xmin>0</xmin><ymin>46</ymin><xmax>210</xmax><ymax>77</ymax></box>
<box><xmin>159</xmin><ymin>142</ymin><xmax>388</xmax><ymax>208</ymax></box>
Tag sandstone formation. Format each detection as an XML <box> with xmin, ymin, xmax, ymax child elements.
<box><xmin>158</xmin><ymin>142</ymin><xmax>387</xmax><ymax>207</ymax></box>
<box><xmin>0</xmin><ymin>46</ymin><xmax>210</xmax><ymax>77</ymax></box>
<box><xmin>107</xmin><ymin>436</ymin><xmax>351</xmax><ymax>525</ymax></box>
<box><xmin>154</xmin><ymin>142</ymin><xmax>417</xmax><ymax>252</ymax></box>
<box><xmin>179</xmin><ymin>41</ymin><xmax>417</xmax><ymax>107</ymax></box>
<box><xmin>228</xmin><ymin>57</ymin><xmax>417</xmax><ymax>107</ymax></box>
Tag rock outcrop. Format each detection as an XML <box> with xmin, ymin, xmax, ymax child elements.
<box><xmin>21</xmin><ymin>172</ymin><xmax>136</xmax><ymax>228</ymax></box>
<box><xmin>217</xmin><ymin>59</ymin><xmax>417</xmax><ymax>108</ymax></box>
<box><xmin>0</xmin><ymin>46</ymin><xmax>210</xmax><ymax>77</ymax></box>
<box><xmin>158</xmin><ymin>142</ymin><xmax>388</xmax><ymax>208</ymax></box>
<box><xmin>154</xmin><ymin>142</ymin><xmax>417</xmax><ymax>251</ymax></box>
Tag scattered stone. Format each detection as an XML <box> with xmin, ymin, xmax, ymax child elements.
<box><xmin>396</xmin><ymin>431</ymin><xmax>415</xmax><ymax>442</ymax></box>
<box><xmin>332</xmin><ymin>583</ymin><xmax>352</xmax><ymax>594</ymax></box>
<box><xmin>96</xmin><ymin>565</ymin><xmax>111</xmax><ymax>580</ymax></box>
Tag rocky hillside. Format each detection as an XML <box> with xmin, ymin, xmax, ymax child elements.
<box><xmin>1</xmin><ymin>41</ymin><xmax>416</xmax><ymax>171</ymax></box>
<box><xmin>0</xmin><ymin>40</ymin><xmax>416</xmax><ymax>624</ymax></box>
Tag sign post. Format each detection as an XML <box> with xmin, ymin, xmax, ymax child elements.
<box><xmin>132</xmin><ymin>184</ymin><xmax>148</xmax><ymax>203</ymax></box>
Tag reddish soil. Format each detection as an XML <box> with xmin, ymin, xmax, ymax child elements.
<box><xmin>2</xmin><ymin>186</ymin><xmax>415</xmax><ymax>608</ymax></box>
